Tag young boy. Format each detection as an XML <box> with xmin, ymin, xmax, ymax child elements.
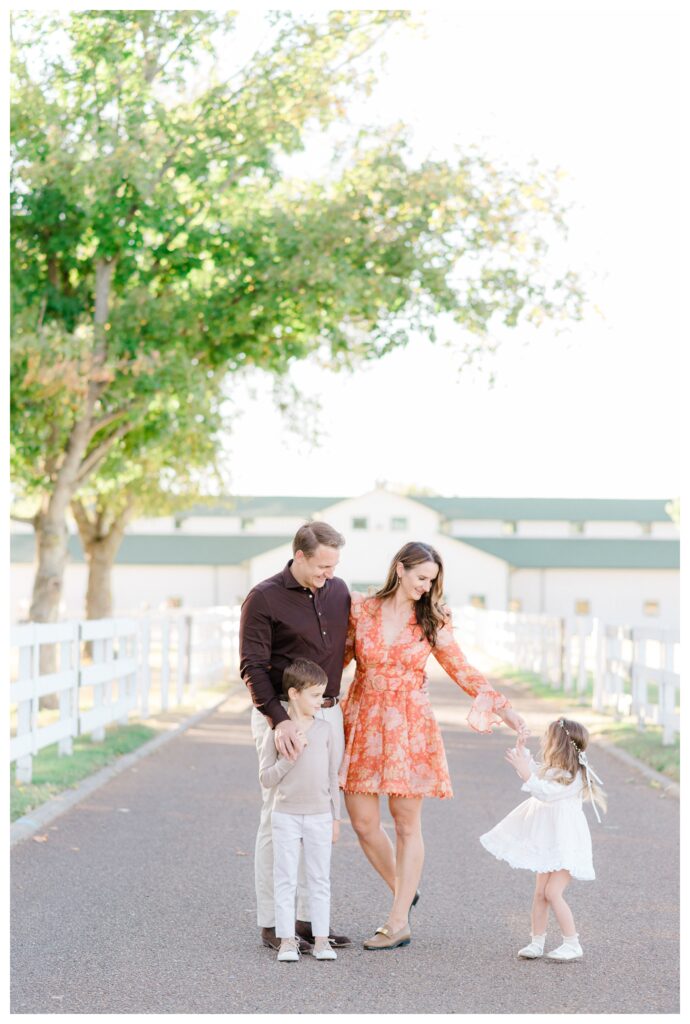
<box><xmin>259</xmin><ymin>658</ymin><xmax>341</xmax><ymax>962</ymax></box>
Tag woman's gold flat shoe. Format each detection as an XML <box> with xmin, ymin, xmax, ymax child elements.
<box><xmin>363</xmin><ymin>924</ymin><xmax>411</xmax><ymax>950</ymax></box>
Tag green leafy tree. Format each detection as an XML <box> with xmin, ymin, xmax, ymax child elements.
<box><xmin>11</xmin><ymin>10</ymin><xmax>585</xmax><ymax>626</ymax></box>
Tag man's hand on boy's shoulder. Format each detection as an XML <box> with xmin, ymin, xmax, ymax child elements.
<box><xmin>274</xmin><ymin>719</ymin><xmax>307</xmax><ymax>761</ymax></box>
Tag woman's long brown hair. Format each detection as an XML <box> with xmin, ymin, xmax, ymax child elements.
<box><xmin>375</xmin><ymin>541</ymin><xmax>447</xmax><ymax>646</ymax></box>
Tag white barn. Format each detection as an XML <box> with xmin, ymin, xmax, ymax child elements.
<box><xmin>10</xmin><ymin>489</ymin><xmax>679</xmax><ymax>628</ymax></box>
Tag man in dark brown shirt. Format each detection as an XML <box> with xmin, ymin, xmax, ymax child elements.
<box><xmin>240</xmin><ymin>521</ymin><xmax>351</xmax><ymax>953</ymax></box>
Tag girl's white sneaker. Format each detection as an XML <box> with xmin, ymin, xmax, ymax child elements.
<box><xmin>518</xmin><ymin>940</ymin><xmax>545</xmax><ymax>959</ymax></box>
<box><xmin>313</xmin><ymin>942</ymin><xmax>337</xmax><ymax>960</ymax></box>
<box><xmin>546</xmin><ymin>938</ymin><xmax>583</xmax><ymax>961</ymax></box>
<box><xmin>277</xmin><ymin>938</ymin><xmax>300</xmax><ymax>962</ymax></box>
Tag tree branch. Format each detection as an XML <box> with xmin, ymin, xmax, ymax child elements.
<box><xmin>87</xmin><ymin>405</ymin><xmax>139</xmax><ymax>441</ymax></box>
<box><xmin>75</xmin><ymin>422</ymin><xmax>135</xmax><ymax>486</ymax></box>
<box><xmin>10</xmin><ymin>513</ymin><xmax>37</xmax><ymax>525</ymax></box>
<box><xmin>70</xmin><ymin>496</ymin><xmax>96</xmax><ymax>542</ymax></box>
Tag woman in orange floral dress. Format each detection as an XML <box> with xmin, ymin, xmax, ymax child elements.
<box><xmin>339</xmin><ymin>541</ymin><xmax>528</xmax><ymax>950</ymax></box>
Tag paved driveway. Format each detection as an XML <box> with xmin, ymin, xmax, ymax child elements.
<box><xmin>11</xmin><ymin>676</ymin><xmax>679</xmax><ymax>1013</ymax></box>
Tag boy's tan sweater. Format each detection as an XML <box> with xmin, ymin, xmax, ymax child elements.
<box><xmin>259</xmin><ymin>718</ymin><xmax>341</xmax><ymax>819</ymax></box>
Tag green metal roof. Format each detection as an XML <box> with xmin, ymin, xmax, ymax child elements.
<box><xmin>12</xmin><ymin>532</ymin><xmax>678</xmax><ymax>571</ymax></box>
<box><xmin>455</xmin><ymin>537</ymin><xmax>680</xmax><ymax>569</ymax></box>
<box><xmin>178</xmin><ymin>494</ymin><xmax>675</xmax><ymax>522</ymax></box>
<box><xmin>417</xmin><ymin>497</ymin><xmax>674</xmax><ymax>522</ymax></box>
<box><xmin>11</xmin><ymin>534</ymin><xmax>292</xmax><ymax>566</ymax></box>
<box><xmin>178</xmin><ymin>496</ymin><xmax>346</xmax><ymax>518</ymax></box>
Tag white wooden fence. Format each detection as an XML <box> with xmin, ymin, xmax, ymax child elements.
<box><xmin>10</xmin><ymin>601</ymin><xmax>679</xmax><ymax>786</ymax></box>
<box><xmin>453</xmin><ymin>607</ymin><xmax>680</xmax><ymax>744</ymax></box>
<box><xmin>10</xmin><ymin>606</ymin><xmax>241</xmax><ymax>783</ymax></box>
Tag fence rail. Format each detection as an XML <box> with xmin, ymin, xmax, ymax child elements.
<box><xmin>453</xmin><ymin>606</ymin><xmax>680</xmax><ymax>744</ymax></box>
<box><xmin>10</xmin><ymin>607</ymin><xmax>240</xmax><ymax>783</ymax></box>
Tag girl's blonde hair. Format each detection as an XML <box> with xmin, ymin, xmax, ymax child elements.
<box><xmin>539</xmin><ymin>718</ymin><xmax>607</xmax><ymax>815</ymax></box>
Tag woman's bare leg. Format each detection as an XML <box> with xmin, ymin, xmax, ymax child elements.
<box><xmin>386</xmin><ymin>795</ymin><xmax>424</xmax><ymax>932</ymax></box>
<box><xmin>544</xmin><ymin>869</ymin><xmax>576</xmax><ymax>935</ymax></box>
<box><xmin>531</xmin><ymin>872</ymin><xmax>550</xmax><ymax>934</ymax></box>
<box><xmin>345</xmin><ymin>792</ymin><xmax>396</xmax><ymax>891</ymax></box>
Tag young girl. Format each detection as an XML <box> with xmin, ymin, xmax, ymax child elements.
<box><xmin>480</xmin><ymin>717</ymin><xmax>606</xmax><ymax>961</ymax></box>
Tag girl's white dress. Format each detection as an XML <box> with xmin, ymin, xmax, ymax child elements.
<box><xmin>480</xmin><ymin>757</ymin><xmax>595</xmax><ymax>880</ymax></box>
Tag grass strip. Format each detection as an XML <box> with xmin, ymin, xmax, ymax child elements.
<box><xmin>10</xmin><ymin>722</ymin><xmax>156</xmax><ymax>823</ymax></box>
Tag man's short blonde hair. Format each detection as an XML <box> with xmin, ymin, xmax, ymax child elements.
<box><xmin>292</xmin><ymin>521</ymin><xmax>345</xmax><ymax>556</ymax></box>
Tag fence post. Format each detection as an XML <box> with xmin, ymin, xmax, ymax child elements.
<box><xmin>57</xmin><ymin>623</ymin><xmax>77</xmax><ymax>756</ymax></box>
<box><xmin>15</xmin><ymin>633</ymin><xmax>35</xmax><ymax>784</ymax></box>
<box><xmin>539</xmin><ymin>618</ymin><xmax>549</xmax><ymax>683</ymax></box>
<box><xmin>118</xmin><ymin>624</ymin><xmax>132</xmax><ymax>726</ymax></box>
<box><xmin>661</xmin><ymin>634</ymin><xmax>677</xmax><ymax>746</ymax></box>
<box><xmin>562</xmin><ymin>618</ymin><xmax>572</xmax><ymax>694</ymax></box>
<box><xmin>184</xmin><ymin>613</ymin><xmax>193</xmax><ymax>694</ymax></box>
<box><xmin>632</xmin><ymin>630</ymin><xmax>647</xmax><ymax>730</ymax></box>
<box><xmin>175</xmin><ymin>615</ymin><xmax>187</xmax><ymax>705</ymax></box>
<box><xmin>576</xmin><ymin>617</ymin><xmax>588</xmax><ymax>700</ymax></box>
<box><xmin>160</xmin><ymin>617</ymin><xmax>170</xmax><ymax>711</ymax></box>
<box><xmin>592</xmin><ymin>619</ymin><xmax>605</xmax><ymax>712</ymax></box>
<box><xmin>91</xmin><ymin>633</ymin><xmax>106</xmax><ymax>742</ymax></box>
<box><xmin>139</xmin><ymin>618</ymin><xmax>151</xmax><ymax>719</ymax></box>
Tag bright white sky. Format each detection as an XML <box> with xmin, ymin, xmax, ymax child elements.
<box><xmin>221</xmin><ymin>2</ymin><xmax>680</xmax><ymax>500</ymax></box>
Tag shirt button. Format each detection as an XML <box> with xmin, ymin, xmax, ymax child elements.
<box><xmin>322</xmin><ymin>631</ymin><xmax>327</xmax><ymax>636</ymax></box>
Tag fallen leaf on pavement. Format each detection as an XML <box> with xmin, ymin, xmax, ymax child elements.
<box><xmin>32</xmin><ymin>835</ymin><xmax>48</xmax><ymax>843</ymax></box>
<box><xmin>235</xmin><ymin>849</ymin><xmax>248</xmax><ymax>856</ymax></box>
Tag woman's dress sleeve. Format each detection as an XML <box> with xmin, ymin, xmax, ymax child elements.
<box><xmin>433</xmin><ymin>609</ymin><xmax>512</xmax><ymax>734</ymax></box>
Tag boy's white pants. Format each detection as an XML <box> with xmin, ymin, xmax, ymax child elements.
<box><xmin>271</xmin><ymin>810</ymin><xmax>333</xmax><ymax>939</ymax></box>
<box><xmin>250</xmin><ymin>703</ymin><xmax>344</xmax><ymax>929</ymax></box>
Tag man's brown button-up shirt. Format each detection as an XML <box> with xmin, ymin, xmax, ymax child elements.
<box><xmin>239</xmin><ymin>561</ymin><xmax>351</xmax><ymax>729</ymax></box>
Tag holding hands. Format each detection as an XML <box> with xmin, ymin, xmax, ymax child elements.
<box><xmin>499</xmin><ymin>707</ymin><xmax>531</xmax><ymax>742</ymax></box>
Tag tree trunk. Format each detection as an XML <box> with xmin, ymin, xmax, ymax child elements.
<box><xmin>29</xmin><ymin>502</ymin><xmax>72</xmax><ymax>703</ymax></box>
<box><xmin>27</xmin><ymin>255</ymin><xmax>117</xmax><ymax>695</ymax></box>
<box><xmin>85</xmin><ymin>542</ymin><xmax>117</xmax><ymax>620</ymax></box>
<box><xmin>72</xmin><ymin>498</ymin><xmax>133</xmax><ymax>622</ymax></box>
<box><xmin>29</xmin><ymin>511</ymin><xmax>70</xmax><ymax>624</ymax></box>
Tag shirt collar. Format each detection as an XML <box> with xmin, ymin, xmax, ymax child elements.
<box><xmin>282</xmin><ymin>560</ymin><xmax>303</xmax><ymax>589</ymax></box>
<box><xmin>282</xmin><ymin>559</ymin><xmax>330</xmax><ymax>594</ymax></box>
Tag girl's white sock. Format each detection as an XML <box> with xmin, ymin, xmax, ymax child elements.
<box><xmin>531</xmin><ymin>933</ymin><xmax>546</xmax><ymax>950</ymax></box>
<box><xmin>562</xmin><ymin>933</ymin><xmax>580</xmax><ymax>948</ymax></box>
